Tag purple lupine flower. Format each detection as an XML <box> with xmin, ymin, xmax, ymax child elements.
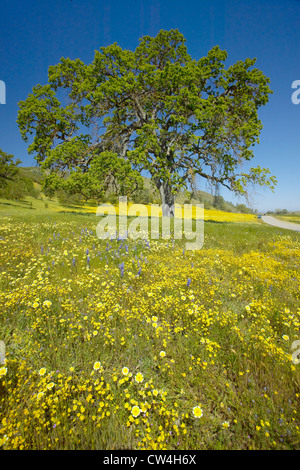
<box><xmin>187</xmin><ymin>278</ymin><xmax>191</xmax><ymax>288</ymax></box>
<box><xmin>72</xmin><ymin>258</ymin><xmax>76</xmax><ymax>267</ymax></box>
<box><xmin>119</xmin><ymin>262</ymin><xmax>124</xmax><ymax>277</ymax></box>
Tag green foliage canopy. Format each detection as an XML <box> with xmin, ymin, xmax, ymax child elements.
<box><xmin>0</xmin><ymin>149</ymin><xmax>21</xmax><ymax>185</ymax></box>
<box><xmin>17</xmin><ymin>29</ymin><xmax>277</xmax><ymax>212</ymax></box>
<box><xmin>0</xmin><ymin>149</ymin><xmax>38</xmax><ymax>200</ymax></box>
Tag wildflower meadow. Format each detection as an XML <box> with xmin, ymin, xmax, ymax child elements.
<box><xmin>0</xmin><ymin>200</ymin><xmax>299</xmax><ymax>450</ymax></box>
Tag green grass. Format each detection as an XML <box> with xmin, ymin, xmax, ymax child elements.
<box><xmin>0</xmin><ymin>198</ymin><xmax>299</xmax><ymax>450</ymax></box>
<box><xmin>273</xmin><ymin>213</ymin><xmax>300</xmax><ymax>225</ymax></box>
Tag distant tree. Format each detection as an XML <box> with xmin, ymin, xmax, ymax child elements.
<box><xmin>236</xmin><ymin>203</ymin><xmax>250</xmax><ymax>213</ymax></box>
<box><xmin>0</xmin><ymin>176</ymin><xmax>36</xmax><ymax>201</ymax></box>
<box><xmin>0</xmin><ymin>149</ymin><xmax>21</xmax><ymax>186</ymax></box>
<box><xmin>213</xmin><ymin>194</ymin><xmax>226</xmax><ymax>211</ymax></box>
<box><xmin>56</xmin><ymin>188</ymin><xmax>82</xmax><ymax>206</ymax></box>
<box><xmin>275</xmin><ymin>208</ymin><xmax>288</xmax><ymax>215</ymax></box>
<box><xmin>20</xmin><ymin>174</ymin><xmax>39</xmax><ymax>198</ymax></box>
<box><xmin>222</xmin><ymin>201</ymin><xmax>235</xmax><ymax>212</ymax></box>
<box><xmin>20</xmin><ymin>166</ymin><xmax>44</xmax><ymax>184</ymax></box>
<box><xmin>0</xmin><ymin>148</ymin><xmax>40</xmax><ymax>200</ymax></box>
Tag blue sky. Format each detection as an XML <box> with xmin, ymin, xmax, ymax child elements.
<box><xmin>0</xmin><ymin>0</ymin><xmax>299</xmax><ymax>211</ymax></box>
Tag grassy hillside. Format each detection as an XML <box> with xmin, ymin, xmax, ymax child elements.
<box><xmin>9</xmin><ymin>166</ymin><xmax>255</xmax><ymax>214</ymax></box>
<box><xmin>0</xmin><ymin>194</ymin><xmax>258</xmax><ymax>224</ymax></box>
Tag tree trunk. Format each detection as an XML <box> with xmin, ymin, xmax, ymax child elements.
<box><xmin>156</xmin><ymin>180</ymin><xmax>175</xmax><ymax>217</ymax></box>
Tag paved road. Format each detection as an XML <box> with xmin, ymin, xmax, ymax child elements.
<box><xmin>261</xmin><ymin>216</ymin><xmax>300</xmax><ymax>232</ymax></box>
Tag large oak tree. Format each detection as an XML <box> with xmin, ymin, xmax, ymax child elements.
<box><xmin>17</xmin><ymin>29</ymin><xmax>276</xmax><ymax>215</ymax></box>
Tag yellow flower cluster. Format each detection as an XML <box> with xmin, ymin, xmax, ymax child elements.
<box><xmin>0</xmin><ymin>213</ymin><xmax>299</xmax><ymax>450</ymax></box>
